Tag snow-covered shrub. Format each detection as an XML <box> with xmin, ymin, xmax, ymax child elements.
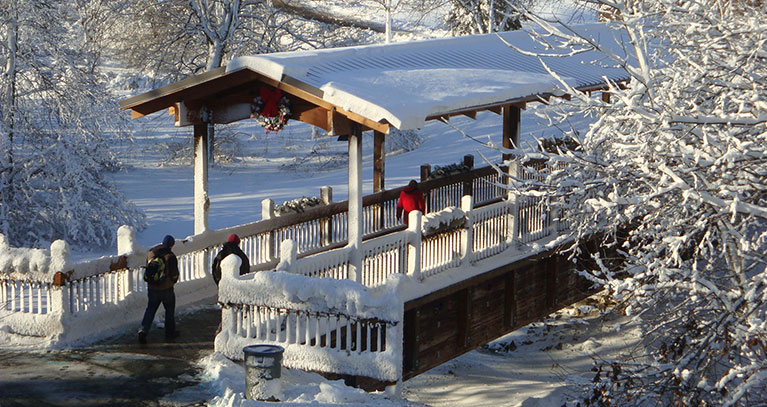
<box><xmin>421</xmin><ymin>207</ymin><xmax>466</xmax><ymax>236</ymax></box>
<box><xmin>386</xmin><ymin>129</ymin><xmax>423</xmax><ymax>154</ymax></box>
<box><xmin>446</xmin><ymin>0</ymin><xmax>528</xmax><ymax>35</ymax></box>
<box><xmin>513</xmin><ymin>2</ymin><xmax>767</xmax><ymax>406</ymax></box>
<box><xmin>428</xmin><ymin>161</ymin><xmax>472</xmax><ymax>179</ymax></box>
<box><xmin>275</xmin><ymin>196</ymin><xmax>324</xmax><ymax>216</ymax></box>
<box><xmin>157</xmin><ymin>126</ymin><xmax>242</xmax><ymax>166</ymax></box>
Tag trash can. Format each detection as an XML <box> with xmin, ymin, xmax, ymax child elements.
<box><xmin>243</xmin><ymin>344</ymin><xmax>284</xmax><ymax>401</ymax></box>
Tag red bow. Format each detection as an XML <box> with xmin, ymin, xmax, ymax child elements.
<box><xmin>260</xmin><ymin>86</ymin><xmax>282</xmax><ymax>118</ymax></box>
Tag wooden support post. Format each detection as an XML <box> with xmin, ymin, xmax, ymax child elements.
<box><xmin>502</xmin><ymin>105</ymin><xmax>521</xmax><ymax>163</ymax></box>
<box><xmin>193</xmin><ymin>124</ymin><xmax>210</xmax><ymax>235</ymax></box>
<box><xmin>373</xmin><ymin>131</ymin><xmax>386</xmax><ymax>193</ymax></box>
<box><xmin>407</xmin><ymin>211</ymin><xmax>422</xmax><ymax>281</ymax></box>
<box><xmin>602</xmin><ymin>91</ymin><xmax>610</xmax><ymax>103</ymax></box>
<box><xmin>420</xmin><ymin>164</ymin><xmax>431</xmax><ymax>182</ymax></box>
<box><xmin>373</xmin><ymin>131</ymin><xmax>386</xmax><ymax>231</ymax></box>
<box><xmin>347</xmin><ymin>125</ymin><xmax>363</xmax><ymax>283</ymax></box>
<box><xmin>208</xmin><ymin>122</ymin><xmax>215</xmax><ymax>165</ymax></box>
<box><xmin>320</xmin><ymin>186</ymin><xmax>333</xmax><ymax>246</ymax></box>
<box><xmin>262</xmin><ymin>198</ymin><xmax>275</xmax><ymax>260</ymax></box>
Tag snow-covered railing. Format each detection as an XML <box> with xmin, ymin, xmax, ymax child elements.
<box><xmin>514</xmin><ymin>159</ymin><xmax>555</xmax><ymax>243</ymax></box>
<box><xmin>240</xmin><ymin>164</ymin><xmax>508</xmax><ymax>272</ymax></box>
<box><xmin>361</xmin><ymin>230</ymin><xmax>410</xmax><ymax>287</ymax></box>
<box><xmin>273</xmin><ymin>184</ymin><xmax>559</xmax><ymax>286</ymax></box>
<box><xmin>216</xmin><ymin>257</ymin><xmax>403</xmax><ymax>383</ymax></box>
<box><xmin>216</xmin><ymin>185</ymin><xmax>565</xmax><ymax>385</ymax></box>
<box><xmin>0</xmin><ymin>226</ymin><xmax>217</xmax><ymax>345</ymax></box>
<box><xmin>0</xmin><ymin>161</ymin><xmax>548</xmax><ymax>347</ymax></box>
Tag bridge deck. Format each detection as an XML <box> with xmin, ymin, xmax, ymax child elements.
<box><xmin>0</xmin><ymin>305</ymin><xmax>219</xmax><ymax>407</ymax></box>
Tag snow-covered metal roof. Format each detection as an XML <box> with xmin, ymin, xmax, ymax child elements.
<box><xmin>225</xmin><ymin>23</ymin><xmax>629</xmax><ymax>130</ymax></box>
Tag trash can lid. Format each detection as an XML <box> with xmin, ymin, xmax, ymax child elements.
<box><xmin>243</xmin><ymin>344</ymin><xmax>285</xmax><ymax>357</ymax></box>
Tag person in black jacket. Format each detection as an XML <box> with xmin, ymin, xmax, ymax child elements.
<box><xmin>211</xmin><ymin>234</ymin><xmax>250</xmax><ymax>285</ymax></box>
<box><xmin>138</xmin><ymin>234</ymin><xmax>180</xmax><ymax>344</ymax></box>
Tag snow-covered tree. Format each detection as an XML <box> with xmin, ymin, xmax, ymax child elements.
<box><xmin>114</xmin><ymin>0</ymin><xmax>377</xmax><ymax>80</ymax></box>
<box><xmin>0</xmin><ymin>0</ymin><xmax>145</xmax><ymax>249</ymax></box>
<box><xmin>446</xmin><ymin>0</ymin><xmax>529</xmax><ymax>34</ymax></box>
<box><xmin>506</xmin><ymin>1</ymin><xmax>767</xmax><ymax>405</ymax></box>
<box><xmin>363</xmin><ymin>0</ymin><xmax>447</xmax><ymax>43</ymax></box>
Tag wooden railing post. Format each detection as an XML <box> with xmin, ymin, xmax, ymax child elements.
<box><xmin>320</xmin><ymin>186</ymin><xmax>333</xmax><ymax>246</ymax></box>
<box><xmin>460</xmin><ymin>195</ymin><xmax>474</xmax><ymax>264</ymax></box>
<box><xmin>262</xmin><ymin>198</ymin><xmax>275</xmax><ymax>261</ymax></box>
<box><xmin>276</xmin><ymin>239</ymin><xmax>297</xmax><ymax>273</ymax></box>
<box><xmin>462</xmin><ymin>155</ymin><xmax>474</xmax><ymax>197</ymax></box>
<box><xmin>420</xmin><ymin>164</ymin><xmax>431</xmax><ymax>213</ymax></box>
<box><xmin>507</xmin><ymin>160</ymin><xmax>520</xmax><ymax>244</ymax></box>
<box><xmin>116</xmin><ymin>226</ymin><xmax>137</xmax><ymax>293</ymax></box>
<box><xmin>50</xmin><ymin>239</ymin><xmax>72</xmax><ymax>314</ymax></box>
<box><xmin>407</xmin><ymin>211</ymin><xmax>423</xmax><ymax>281</ymax></box>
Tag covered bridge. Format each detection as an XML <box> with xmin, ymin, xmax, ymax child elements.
<box><xmin>101</xmin><ymin>23</ymin><xmax>630</xmax><ymax>390</ymax></box>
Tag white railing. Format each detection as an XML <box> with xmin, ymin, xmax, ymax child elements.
<box><xmin>470</xmin><ymin>200</ymin><xmax>512</xmax><ymax>263</ymax></box>
<box><xmin>2</xmin><ymin>279</ymin><xmax>51</xmax><ymax>315</ymax></box>
<box><xmin>420</xmin><ymin>228</ymin><xmax>462</xmax><ymax>278</ymax></box>
<box><xmin>216</xmin><ymin>184</ymin><xmax>562</xmax><ymax>383</ymax></box>
<box><xmin>294</xmin><ymin>245</ymin><xmax>351</xmax><ymax>280</ymax></box>
<box><xmin>0</xmin><ymin>227</ymin><xmax>220</xmax><ymax>344</ymax></box>
<box><xmin>361</xmin><ymin>231</ymin><xmax>410</xmax><ymax>287</ymax></box>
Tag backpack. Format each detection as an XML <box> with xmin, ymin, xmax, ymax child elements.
<box><xmin>144</xmin><ymin>255</ymin><xmax>167</xmax><ymax>283</ymax></box>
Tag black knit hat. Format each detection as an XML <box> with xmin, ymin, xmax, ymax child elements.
<box><xmin>162</xmin><ymin>235</ymin><xmax>175</xmax><ymax>247</ymax></box>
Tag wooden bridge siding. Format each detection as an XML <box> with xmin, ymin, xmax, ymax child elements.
<box><xmin>402</xmin><ymin>248</ymin><xmax>594</xmax><ymax>380</ymax></box>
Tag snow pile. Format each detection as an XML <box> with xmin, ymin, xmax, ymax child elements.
<box><xmin>219</xmin><ymin>260</ymin><xmax>404</xmax><ymax>321</ymax></box>
<box><xmin>0</xmin><ymin>234</ymin><xmax>56</xmax><ymax>280</ymax></box>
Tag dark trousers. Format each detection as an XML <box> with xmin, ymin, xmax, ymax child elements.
<box><xmin>141</xmin><ymin>287</ymin><xmax>176</xmax><ymax>336</ymax></box>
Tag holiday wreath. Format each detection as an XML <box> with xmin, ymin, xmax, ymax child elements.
<box><xmin>251</xmin><ymin>86</ymin><xmax>291</xmax><ymax>133</ymax></box>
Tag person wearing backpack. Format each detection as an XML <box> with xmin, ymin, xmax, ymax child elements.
<box><xmin>211</xmin><ymin>233</ymin><xmax>250</xmax><ymax>286</ymax></box>
<box><xmin>138</xmin><ymin>234</ymin><xmax>180</xmax><ymax>344</ymax></box>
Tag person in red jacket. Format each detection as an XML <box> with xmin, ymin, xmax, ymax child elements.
<box><xmin>397</xmin><ymin>180</ymin><xmax>426</xmax><ymax>225</ymax></box>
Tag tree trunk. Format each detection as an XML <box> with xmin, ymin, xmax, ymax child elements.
<box><xmin>385</xmin><ymin>0</ymin><xmax>392</xmax><ymax>43</ymax></box>
<box><xmin>1</xmin><ymin>1</ymin><xmax>19</xmax><ymax>237</ymax></box>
